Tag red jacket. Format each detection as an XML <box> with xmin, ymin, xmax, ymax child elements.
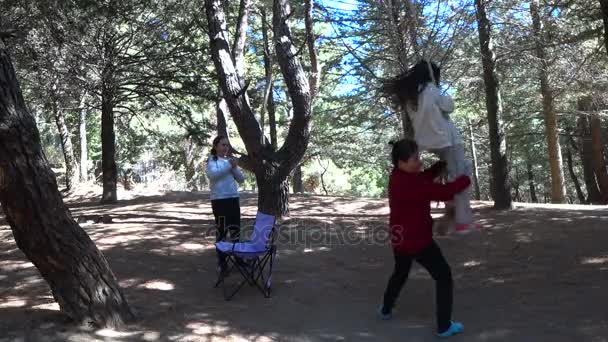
<box><xmin>389</xmin><ymin>162</ymin><xmax>471</xmax><ymax>255</ymax></box>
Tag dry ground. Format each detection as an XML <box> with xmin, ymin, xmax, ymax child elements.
<box><xmin>1</xmin><ymin>190</ymin><xmax>607</xmax><ymax>341</ymax></box>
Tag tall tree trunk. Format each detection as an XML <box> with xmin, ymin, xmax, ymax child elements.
<box><xmin>565</xmin><ymin>145</ymin><xmax>586</xmax><ymax>204</ymax></box>
<box><xmin>590</xmin><ymin>113</ymin><xmax>608</xmax><ymax>202</ymax></box>
<box><xmin>577</xmin><ymin>103</ymin><xmax>603</xmax><ymax>203</ymax></box>
<box><xmin>474</xmin><ymin>0</ymin><xmax>512</xmax><ymax>209</ymax></box>
<box><xmin>51</xmin><ymin>95</ymin><xmax>79</xmax><ymax>191</ymax></box>
<box><xmin>512</xmin><ymin>167</ymin><xmax>521</xmax><ymax>202</ymax></box>
<box><xmin>0</xmin><ymin>40</ymin><xmax>134</xmax><ymax>328</ymax></box>
<box><xmin>100</xmin><ymin>39</ymin><xmax>118</xmax><ymax>204</ymax></box>
<box><xmin>184</xmin><ymin>138</ymin><xmax>200</xmax><ymax>191</ymax></box>
<box><xmin>530</xmin><ymin>0</ymin><xmax>567</xmax><ymax>203</ymax></box>
<box><xmin>526</xmin><ymin>160</ymin><xmax>539</xmax><ymax>203</ymax></box>
<box><xmin>468</xmin><ymin>117</ymin><xmax>481</xmax><ymax>200</ymax></box>
<box><xmin>79</xmin><ymin>92</ymin><xmax>88</xmax><ymax>182</ymax></box>
<box><xmin>292</xmin><ymin>165</ymin><xmax>303</xmax><ymax>193</ymax></box>
<box><xmin>600</xmin><ymin>0</ymin><xmax>608</xmax><ymax>54</ymax></box>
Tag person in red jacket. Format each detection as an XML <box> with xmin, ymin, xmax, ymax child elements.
<box><xmin>379</xmin><ymin>139</ymin><xmax>470</xmax><ymax>338</ymax></box>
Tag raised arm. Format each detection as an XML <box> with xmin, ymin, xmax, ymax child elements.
<box><xmin>231</xmin><ymin>167</ymin><xmax>245</xmax><ymax>184</ymax></box>
<box><xmin>206</xmin><ymin>158</ymin><xmax>232</xmax><ymax>181</ymax></box>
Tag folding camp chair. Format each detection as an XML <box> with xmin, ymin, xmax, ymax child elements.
<box><xmin>214</xmin><ymin>211</ymin><xmax>277</xmax><ymax>300</ymax></box>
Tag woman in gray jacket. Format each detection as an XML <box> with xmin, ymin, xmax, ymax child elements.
<box><xmin>206</xmin><ymin>136</ymin><xmax>245</xmax><ymax>269</ymax></box>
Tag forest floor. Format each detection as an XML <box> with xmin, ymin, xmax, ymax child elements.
<box><xmin>1</xmin><ymin>186</ymin><xmax>608</xmax><ymax>342</ymax></box>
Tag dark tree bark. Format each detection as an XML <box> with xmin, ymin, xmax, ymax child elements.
<box><xmin>79</xmin><ymin>92</ymin><xmax>88</xmax><ymax>182</ymax></box>
<box><xmin>572</xmin><ymin>116</ymin><xmax>602</xmax><ymax>204</ymax></box>
<box><xmin>292</xmin><ymin>165</ymin><xmax>303</xmax><ymax>193</ymax></box>
<box><xmin>530</xmin><ymin>0</ymin><xmax>567</xmax><ymax>203</ymax></box>
<box><xmin>100</xmin><ymin>37</ymin><xmax>118</xmax><ymax>204</ymax></box>
<box><xmin>526</xmin><ymin>160</ymin><xmax>539</xmax><ymax>203</ymax></box>
<box><xmin>590</xmin><ymin>113</ymin><xmax>608</xmax><ymax>203</ymax></box>
<box><xmin>474</xmin><ymin>0</ymin><xmax>512</xmax><ymax>209</ymax></box>
<box><xmin>51</xmin><ymin>93</ymin><xmax>79</xmax><ymax>191</ymax></box>
<box><xmin>512</xmin><ymin>167</ymin><xmax>521</xmax><ymax>202</ymax></box>
<box><xmin>205</xmin><ymin>0</ymin><xmax>315</xmax><ymax>216</ymax></box>
<box><xmin>565</xmin><ymin>145</ymin><xmax>586</xmax><ymax>204</ymax></box>
<box><xmin>0</xmin><ymin>40</ymin><xmax>134</xmax><ymax>328</ymax></box>
<box><xmin>577</xmin><ymin>99</ymin><xmax>604</xmax><ymax>204</ymax></box>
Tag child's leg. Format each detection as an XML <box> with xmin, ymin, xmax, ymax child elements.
<box><xmin>415</xmin><ymin>240</ymin><xmax>454</xmax><ymax>333</ymax></box>
<box><xmin>451</xmin><ymin>145</ymin><xmax>473</xmax><ymax>226</ymax></box>
<box><xmin>436</xmin><ymin>145</ymin><xmax>473</xmax><ymax>226</ymax></box>
<box><xmin>382</xmin><ymin>253</ymin><xmax>414</xmax><ymax>314</ymax></box>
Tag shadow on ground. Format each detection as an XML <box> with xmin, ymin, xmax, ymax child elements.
<box><xmin>1</xmin><ymin>192</ymin><xmax>608</xmax><ymax>341</ymax></box>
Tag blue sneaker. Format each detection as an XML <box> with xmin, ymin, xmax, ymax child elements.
<box><xmin>437</xmin><ymin>321</ymin><xmax>464</xmax><ymax>337</ymax></box>
<box><xmin>377</xmin><ymin>305</ymin><xmax>392</xmax><ymax>320</ymax></box>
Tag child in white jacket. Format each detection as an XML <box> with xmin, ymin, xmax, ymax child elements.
<box><xmin>383</xmin><ymin>60</ymin><xmax>478</xmax><ymax>234</ymax></box>
<box><xmin>206</xmin><ymin>136</ymin><xmax>246</xmax><ymax>271</ymax></box>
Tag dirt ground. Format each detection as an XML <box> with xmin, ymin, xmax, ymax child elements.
<box><xmin>1</xmin><ymin>189</ymin><xmax>608</xmax><ymax>342</ymax></box>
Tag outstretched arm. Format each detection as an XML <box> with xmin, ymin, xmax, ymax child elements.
<box><xmin>425</xmin><ymin>175</ymin><xmax>470</xmax><ymax>202</ymax></box>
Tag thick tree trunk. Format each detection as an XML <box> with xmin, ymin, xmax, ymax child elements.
<box><xmin>600</xmin><ymin>0</ymin><xmax>608</xmax><ymax>54</ymax></box>
<box><xmin>526</xmin><ymin>161</ymin><xmax>539</xmax><ymax>203</ymax></box>
<box><xmin>468</xmin><ymin>117</ymin><xmax>481</xmax><ymax>200</ymax></box>
<box><xmin>590</xmin><ymin>113</ymin><xmax>608</xmax><ymax>202</ymax></box>
<box><xmin>530</xmin><ymin>0</ymin><xmax>567</xmax><ymax>203</ymax></box>
<box><xmin>565</xmin><ymin>146</ymin><xmax>586</xmax><ymax>204</ymax></box>
<box><xmin>51</xmin><ymin>96</ymin><xmax>79</xmax><ymax>191</ymax></box>
<box><xmin>258</xmin><ymin>171</ymin><xmax>290</xmax><ymax>217</ymax></box>
<box><xmin>292</xmin><ymin>165</ymin><xmax>303</xmax><ymax>193</ymax></box>
<box><xmin>0</xmin><ymin>40</ymin><xmax>134</xmax><ymax>328</ymax></box>
<box><xmin>79</xmin><ymin>92</ymin><xmax>88</xmax><ymax>182</ymax></box>
<box><xmin>474</xmin><ymin>0</ymin><xmax>512</xmax><ymax>209</ymax></box>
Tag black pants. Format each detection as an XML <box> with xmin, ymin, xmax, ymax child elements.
<box><xmin>211</xmin><ymin>197</ymin><xmax>241</xmax><ymax>264</ymax></box>
<box><xmin>382</xmin><ymin>240</ymin><xmax>453</xmax><ymax>332</ymax></box>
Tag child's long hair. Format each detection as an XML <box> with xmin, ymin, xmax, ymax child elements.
<box><xmin>209</xmin><ymin>136</ymin><xmax>226</xmax><ymax>162</ymax></box>
<box><xmin>382</xmin><ymin>60</ymin><xmax>441</xmax><ymax>111</ymax></box>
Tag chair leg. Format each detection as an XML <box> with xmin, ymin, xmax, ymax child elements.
<box><xmin>253</xmin><ymin>247</ymin><xmax>275</xmax><ymax>298</ymax></box>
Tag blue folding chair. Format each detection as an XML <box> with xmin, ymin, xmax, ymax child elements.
<box><xmin>214</xmin><ymin>211</ymin><xmax>277</xmax><ymax>300</ymax></box>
